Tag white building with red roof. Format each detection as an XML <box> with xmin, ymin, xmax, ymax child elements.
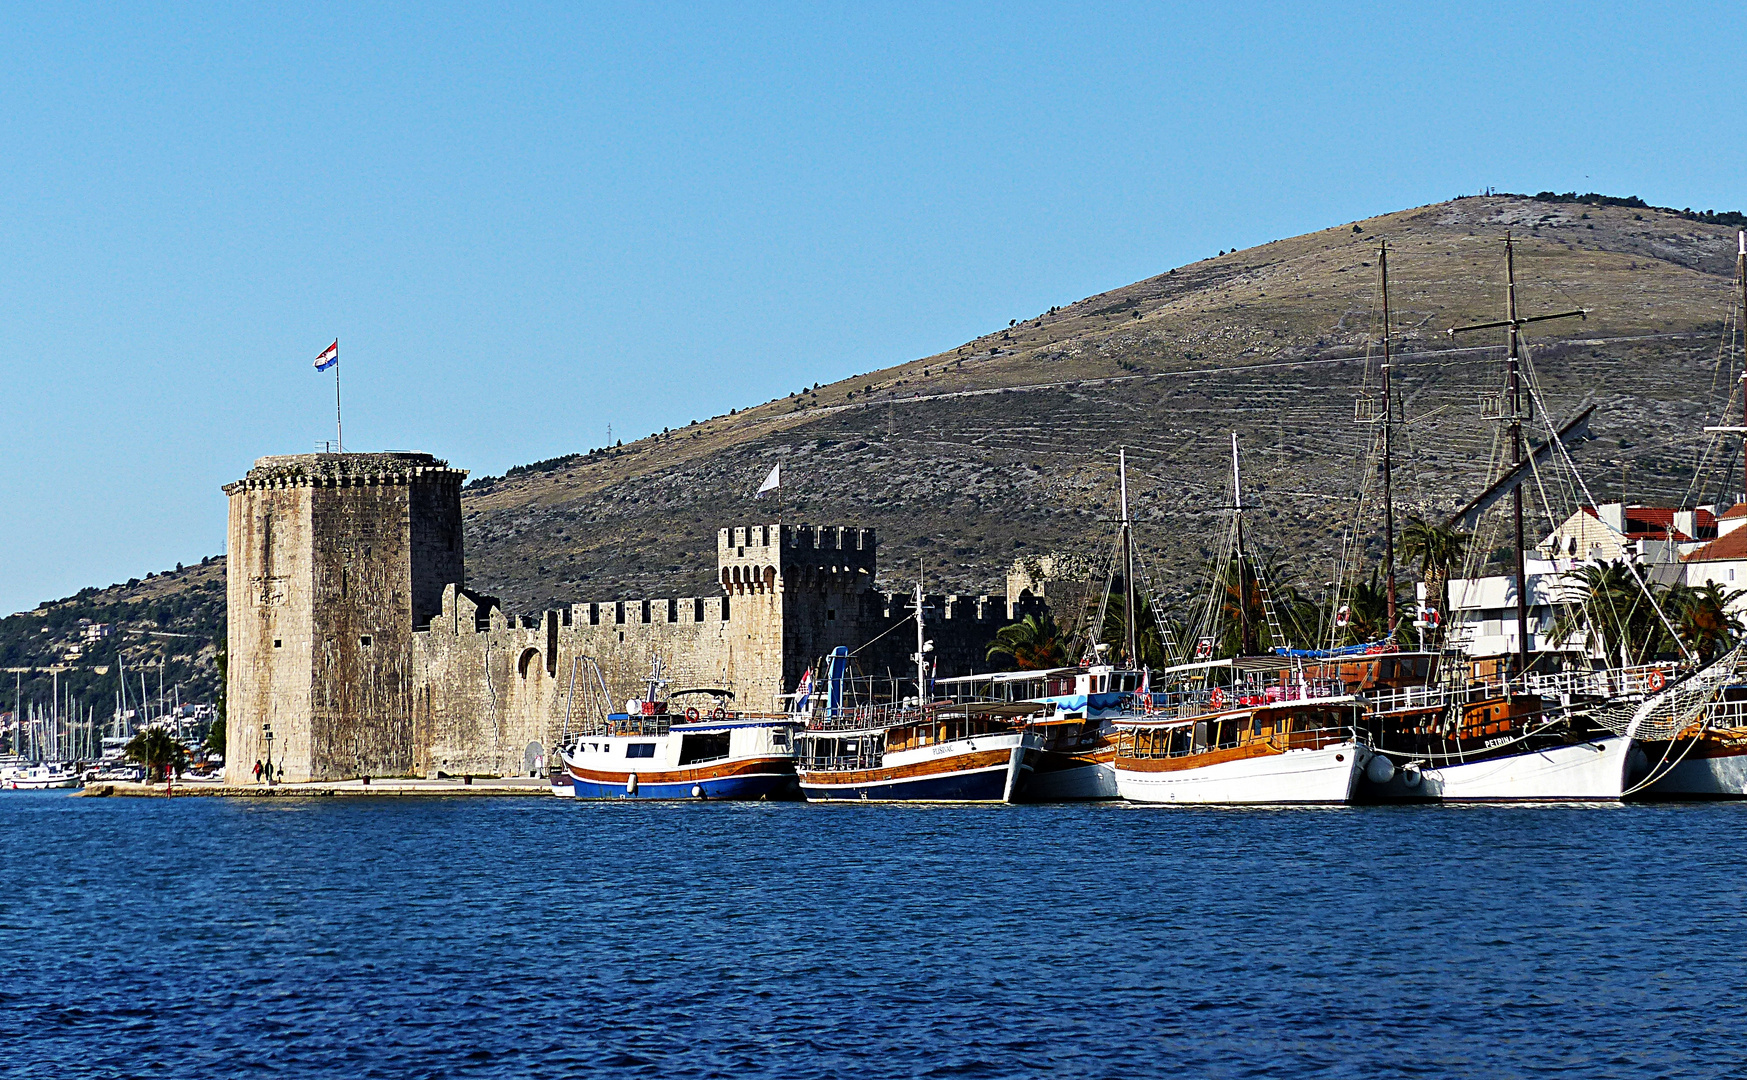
<box><xmin>1680</xmin><ymin>502</ymin><xmax>1747</xmax><ymax>612</ymax></box>
<box><xmin>1446</xmin><ymin>502</ymin><xmax>1719</xmax><ymax>658</ymax></box>
<box><xmin>1535</xmin><ymin>503</ymin><xmax>1716</xmax><ymax>566</ymax></box>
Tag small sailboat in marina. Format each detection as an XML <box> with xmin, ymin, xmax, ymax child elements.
<box><xmin>2</xmin><ymin>762</ymin><xmax>82</xmax><ymax>790</ymax></box>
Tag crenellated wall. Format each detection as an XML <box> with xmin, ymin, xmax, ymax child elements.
<box><xmin>230</xmin><ymin>475</ymin><xmax>1042</xmax><ymax>781</ymax></box>
<box><xmin>408</xmin><ymin>522</ymin><xmax>1038</xmax><ymax>775</ymax></box>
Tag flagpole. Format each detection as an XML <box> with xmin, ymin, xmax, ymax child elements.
<box><xmin>335</xmin><ymin>340</ymin><xmax>343</xmax><ymax>453</ymax></box>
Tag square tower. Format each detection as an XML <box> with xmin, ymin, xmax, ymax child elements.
<box><xmin>717</xmin><ymin>523</ymin><xmax>878</xmax><ymax>697</ymax></box>
<box><xmin>223</xmin><ymin>452</ymin><xmax>466</xmax><ymax>783</ymax></box>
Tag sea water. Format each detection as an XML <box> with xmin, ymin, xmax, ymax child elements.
<box><xmin>1</xmin><ymin>793</ymin><xmax>1742</xmax><ymax>1079</ymax></box>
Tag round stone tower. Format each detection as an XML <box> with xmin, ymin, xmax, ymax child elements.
<box><xmin>223</xmin><ymin>452</ymin><xmax>466</xmax><ymax>784</ymax></box>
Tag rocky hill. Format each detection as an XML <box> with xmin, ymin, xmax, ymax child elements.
<box><xmin>2</xmin><ymin>559</ymin><xmax>226</xmax><ymax>730</ymax></box>
<box><xmin>462</xmin><ymin>194</ymin><xmax>1747</xmax><ymax>619</ymax></box>
<box><xmin>11</xmin><ymin>192</ymin><xmax>1745</xmax><ymax>719</ymax></box>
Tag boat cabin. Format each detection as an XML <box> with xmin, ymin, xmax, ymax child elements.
<box><xmin>1116</xmin><ymin>701</ymin><xmax>1362</xmax><ymax>764</ymax></box>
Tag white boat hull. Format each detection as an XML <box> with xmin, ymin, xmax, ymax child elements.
<box><xmin>1417</xmin><ymin>736</ymin><xmax>1633</xmax><ymax>801</ymax></box>
<box><xmin>1115</xmin><ymin>742</ymin><xmax>1366</xmax><ymax>805</ymax></box>
<box><xmin>4</xmin><ymin>775</ymin><xmax>80</xmax><ymax>790</ymax></box>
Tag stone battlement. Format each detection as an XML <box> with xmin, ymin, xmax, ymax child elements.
<box><xmin>223</xmin><ymin>452</ymin><xmax>467</xmax><ymax>493</ymax></box>
<box><xmin>718</xmin><ymin>524</ymin><xmax>875</xmax><ymax>559</ymax></box>
<box><xmin>877</xmin><ymin>591</ymin><xmax>1010</xmax><ymax>624</ymax></box>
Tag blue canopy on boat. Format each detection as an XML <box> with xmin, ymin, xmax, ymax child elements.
<box><xmin>1271</xmin><ymin>634</ymin><xmax>1396</xmax><ymax>659</ymax></box>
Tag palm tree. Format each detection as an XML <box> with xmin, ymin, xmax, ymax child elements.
<box><xmin>1400</xmin><ymin>518</ymin><xmax>1470</xmax><ymax>631</ymax></box>
<box><xmin>1664</xmin><ymin>581</ymin><xmax>1745</xmax><ymax>664</ymax></box>
<box><xmin>125</xmin><ymin>727</ymin><xmax>187</xmax><ymax>784</ymax></box>
<box><xmin>987</xmin><ymin>613</ymin><xmax>1067</xmax><ymax>670</ymax></box>
<box><xmin>1098</xmin><ymin>592</ymin><xmax>1172</xmax><ymax>668</ymax></box>
<box><xmin>1336</xmin><ymin>567</ymin><xmax>1395</xmax><ymax>646</ymax></box>
<box><xmin>1550</xmin><ymin>561</ymin><xmax>1669</xmax><ymax>665</ymax></box>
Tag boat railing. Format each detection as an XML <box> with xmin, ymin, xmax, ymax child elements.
<box><xmin>1146</xmin><ymin>680</ymin><xmax>1345</xmax><ymax>719</ymax></box>
<box><xmin>794</xmin><ymin>750</ymin><xmax>885</xmax><ymax>772</ymax></box>
<box><xmin>805</xmin><ymin>703</ymin><xmax>924</xmax><ymax>732</ymax></box>
<box><xmin>1119</xmin><ymin>721</ymin><xmax>1361</xmax><ymax>761</ymax></box>
<box><xmin>1362</xmin><ymin>663</ymin><xmax>1681</xmax><ymax>716</ymax></box>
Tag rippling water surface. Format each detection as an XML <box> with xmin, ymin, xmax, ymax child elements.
<box><xmin>2</xmin><ymin>793</ymin><xmax>1743</xmax><ymax>1078</ymax></box>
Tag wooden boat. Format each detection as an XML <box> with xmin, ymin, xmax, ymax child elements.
<box><xmin>1627</xmin><ymin>647</ymin><xmax>1747</xmax><ymax>799</ymax></box>
<box><xmin>1113</xmin><ymin>694</ymin><xmax>1369</xmax><ymax>805</ymax></box>
<box><xmin>793</xmin><ymin>706</ymin><xmax>1041</xmax><ymax>803</ymax></box>
<box><xmin>558</xmin><ymin>712</ymin><xmax>800</xmax><ymax>800</ymax></box>
<box><xmin>933</xmin><ymin>666</ymin><xmax>1130</xmax><ymax>800</ymax></box>
<box><xmin>1352</xmin><ymin>658</ymin><xmax>1684</xmax><ymax>801</ymax></box>
<box><xmin>1638</xmin><ymin>725</ymin><xmax>1747</xmax><ymax>797</ymax></box>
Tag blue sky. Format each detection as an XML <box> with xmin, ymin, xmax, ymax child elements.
<box><xmin>2</xmin><ymin>2</ymin><xmax>1744</xmax><ymax>615</ymax></box>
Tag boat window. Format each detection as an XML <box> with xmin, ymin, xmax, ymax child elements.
<box><xmin>626</xmin><ymin>743</ymin><xmax>656</xmax><ymax>759</ymax></box>
<box><xmin>844</xmin><ymin>740</ymin><xmax>859</xmax><ymax>753</ymax></box>
<box><xmin>677</xmin><ymin>732</ymin><xmax>730</xmax><ymax>765</ymax></box>
<box><xmin>772</xmin><ymin>729</ymin><xmax>790</xmax><ymax>746</ymax></box>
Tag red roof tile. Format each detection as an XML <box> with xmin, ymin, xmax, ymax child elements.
<box><xmin>1577</xmin><ymin>505</ymin><xmax>1714</xmax><ymax>543</ymax></box>
<box><xmin>1684</xmin><ymin>528</ymin><xmax>1747</xmax><ymax>563</ymax></box>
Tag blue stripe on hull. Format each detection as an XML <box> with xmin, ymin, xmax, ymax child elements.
<box><xmin>568</xmin><ymin>772</ymin><xmax>796</xmax><ymax>801</ymax></box>
<box><xmin>800</xmin><ymin>766</ymin><xmax>1011</xmax><ymax>802</ymax></box>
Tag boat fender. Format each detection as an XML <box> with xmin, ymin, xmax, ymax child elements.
<box><xmin>691</xmin><ymin>784</ymin><xmax>704</xmax><ymax>799</ymax></box>
<box><xmin>1364</xmin><ymin>754</ymin><xmax>1396</xmax><ymax>786</ymax></box>
<box><xmin>685</xmin><ymin>707</ymin><xmax>700</xmax><ymax>722</ymax></box>
<box><xmin>626</xmin><ymin>773</ymin><xmax>638</xmax><ymax>796</ymax></box>
<box><xmin>1401</xmin><ymin>763</ymin><xmax>1423</xmax><ymax>787</ymax></box>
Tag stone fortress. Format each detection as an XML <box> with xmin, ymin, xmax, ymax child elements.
<box><xmin>224</xmin><ymin>451</ymin><xmax>1044</xmax><ymax>783</ymax></box>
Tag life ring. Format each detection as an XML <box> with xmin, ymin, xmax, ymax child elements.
<box><xmin>1210</xmin><ymin>687</ymin><xmax>1225</xmax><ymax>710</ymax></box>
<box><xmin>685</xmin><ymin>707</ymin><xmax>700</xmax><ymax>722</ymax></box>
<box><xmin>1648</xmin><ymin>669</ymin><xmax>1666</xmax><ymax>692</ymax></box>
<box><xmin>712</xmin><ymin>707</ymin><xmax>727</xmax><ymax>720</ymax></box>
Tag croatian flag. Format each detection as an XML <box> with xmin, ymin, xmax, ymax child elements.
<box><xmin>793</xmin><ymin>668</ymin><xmax>813</xmax><ymax>714</ymax></box>
<box><xmin>314</xmin><ymin>340</ymin><xmax>339</xmax><ymax>371</ymax></box>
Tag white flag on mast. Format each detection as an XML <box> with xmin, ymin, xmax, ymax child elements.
<box><xmin>755</xmin><ymin>465</ymin><xmax>781</xmax><ymax>498</ymax></box>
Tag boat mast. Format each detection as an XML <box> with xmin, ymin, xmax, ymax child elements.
<box><xmin>1740</xmin><ymin>230</ymin><xmax>1746</xmax><ymax>503</ymax></box>
<box><xmin>1379</xmin><ymin>242</ymin><xmax>1397</xmax><ymax>630</ymax></box>
<box><xmin>914</xmin><ymin>570</ymin><xmax>929</xmax><ymax>706</ymax></box>
<box><xmin>1231</xmin><ymin>432</ymin><xmax>1254</xmax><ymax>655</ymax></box>
<box><xmin>1448</xmin><ymin>231</ymin><xmax>1585</xmax><ymax>676</ymax></box>
<box><xmin>1120</xmin><ymin>447</ymin><xmax>1138</xmax><ymax>666</ymax></box>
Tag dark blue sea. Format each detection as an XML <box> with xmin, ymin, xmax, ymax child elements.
<box><xmin>3</xmin><ymin>794</ymin><xmax>1743</xmax><ymax>1079</ymax></box>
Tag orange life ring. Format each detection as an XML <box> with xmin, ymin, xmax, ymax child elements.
<box><xmin>712</xmin><ymin>707</ymin><xmax>727</xmax><ymax>720</ymax></box>
<box><xmin>1648</xmin><ymin>669</ymin><xmax>1666</xmax><ymax>692</ymax></box>
<box><xmin>1210</xmin><ymin>687</ymin><xmax>1225</xmax><ymax>710</ymax></box>
<box><xmin>685</xmin><ymin>707</ymin><xmax>700</xmax><ymax>722</ymax></box>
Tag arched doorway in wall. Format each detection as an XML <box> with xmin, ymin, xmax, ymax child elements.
<box><xmin>512</xmin><ymin>648</ymin><xmax>552</xmax><ymax>778</ymax></box>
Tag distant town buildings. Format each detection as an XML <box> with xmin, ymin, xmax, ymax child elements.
<box><xmin>1447</xmin><ymin>500</ymin><xmax>1747</xmax><ymax>659</ymax></box>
